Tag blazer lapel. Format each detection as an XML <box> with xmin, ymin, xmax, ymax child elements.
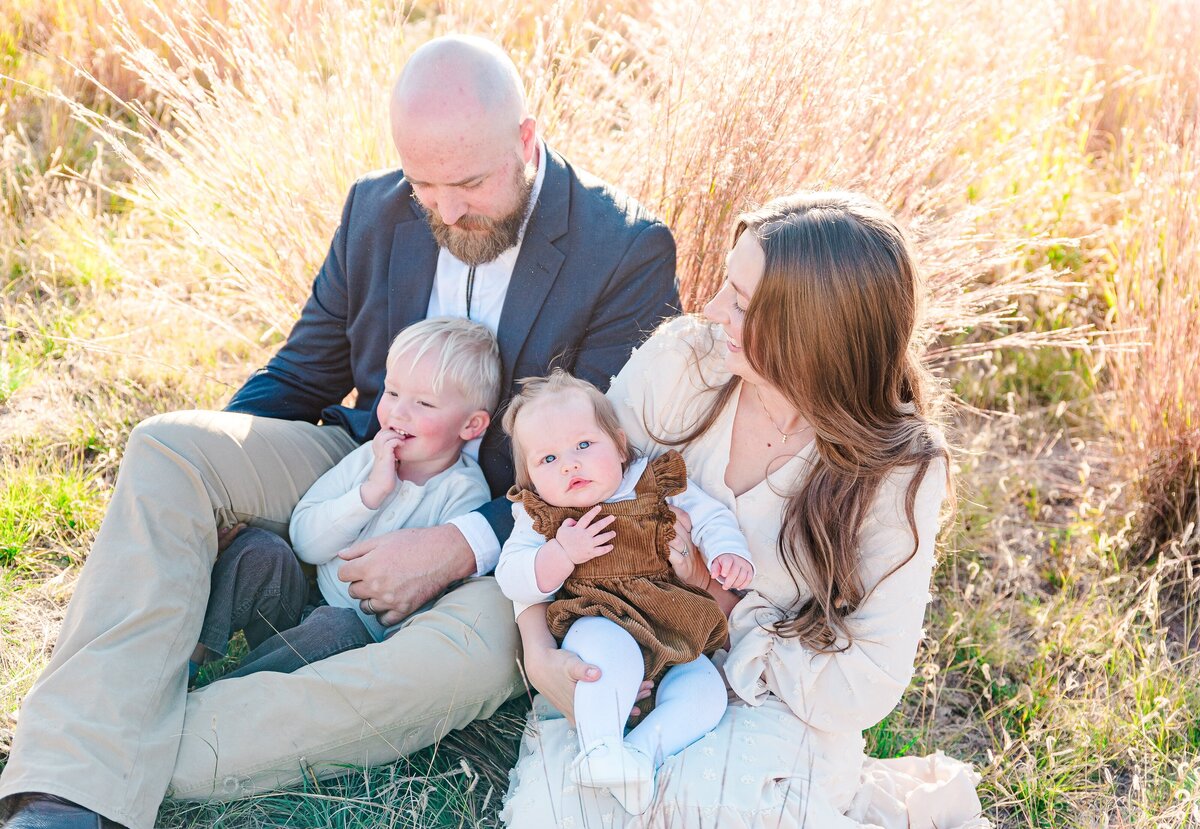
<box><xmin>497</xmin><ymin>147</ymin><xmax>570</xmax><ymax>389</ymax></box>
<box><xmin>388</xmin><ymin>197</ymin><xmax>438</xmax><ymax>336</ymax></box>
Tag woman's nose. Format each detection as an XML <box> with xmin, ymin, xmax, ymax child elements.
<box><xmin>703</xmin><ymin>290</ymin><xmax>726</xmax><ymax>323</ymax></box>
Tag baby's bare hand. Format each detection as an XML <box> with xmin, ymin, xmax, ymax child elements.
<box><xmin>711</xmin><ymin>553</ymin><xmax>753</xmax><ymax>591</ymax></box>
<box><xmin>555</xmin><ymin>506</ymin><xmax>617</xmax><ymax>564</ymax></box>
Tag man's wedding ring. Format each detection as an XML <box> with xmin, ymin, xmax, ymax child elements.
<box><xmin>363</xmin><ymin>598</ymin><xmax>375</xmax><ymax>615</ymax></box>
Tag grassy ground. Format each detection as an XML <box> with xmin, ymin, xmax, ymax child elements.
<box><xmin>3</xmin><ymin>0</ymin><xmax>1200</xmax><ymax>826</ymax></box>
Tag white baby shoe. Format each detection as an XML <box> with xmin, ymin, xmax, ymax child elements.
<box><xmin>570</xmin><ymin>736</ymin><xmax>656</xmax><ymax>814</ymax></box>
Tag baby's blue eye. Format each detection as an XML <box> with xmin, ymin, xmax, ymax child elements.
<box><xmin>542</xmin><ymin>454</ymin><xmax>556</xmax><ymax>464</ymax></box>
<box><xmin>577</xmin><ymin>441</ymin><xmax>591</xmax><ymax>450</ymax></box>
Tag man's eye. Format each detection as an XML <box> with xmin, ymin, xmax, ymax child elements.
<box><xmin>577</xmin><ymin>441</ymin><xmax>591</xmax><ymax>450</ymax></box>
<box><xmin>542</xmin><ymin>454</ymin><xmax>556</xmax><ymax>464</ymax></box>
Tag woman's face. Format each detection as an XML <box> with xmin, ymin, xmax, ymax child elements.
<box><xmin>704</xmin><ymin>230</ymin><xmax>767</xmax><ymax>380</ymax></box>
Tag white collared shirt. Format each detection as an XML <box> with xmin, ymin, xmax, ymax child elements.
<box><xmin>425</xmin><ymin>139</ymin><xmax>547</xmax><ymax>334</ymax></box>
<box><xmin>430</xmin><ymin>141</ymin><xmax>547</xmax><ymax>576</ymax></box>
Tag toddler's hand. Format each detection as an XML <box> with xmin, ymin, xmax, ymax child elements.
<box><xmin>711</xmin><ymin>553</ymin><xmax>753</xmax><ymax>591</ymax></box>
<box><xmin>555</xmin><ymin>505</ymin><xmax>617</xmax><ymax>565</ymax></box>
<box><xmin>361</xmin><ymin>428</ymin><xmax>402</xmax><ymax>509</ymax></box>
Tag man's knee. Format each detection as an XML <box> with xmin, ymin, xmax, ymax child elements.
<box><xmin>126</xmin><ymin>410</ymin><xmax>236</xmax><ymax>461</ymax></box>
<box><xmin>404</xmin><ymin>578</ymin><xmax>522</xmax><ymax>695</ymax></box>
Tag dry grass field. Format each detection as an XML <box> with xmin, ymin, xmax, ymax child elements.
<box><xmin>2</xmin><ymin>0</ymin><xmax>1199</xmax><ymax>825</ymax></box>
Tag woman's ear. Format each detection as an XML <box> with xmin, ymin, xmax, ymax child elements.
<box><xmin>460</xmin><ymin>411</ymin><xmax>491</xmax><ymax>441</ymax></box>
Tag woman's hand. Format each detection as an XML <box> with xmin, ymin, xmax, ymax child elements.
<box><xmin>668</xmin><ymin>506</ymin><xmax>743</xmax><ymax>627</ymax></box>
<box><xmin>522</xmin><ymin>641</ymin><xmax>598</xmax><ymax>725</ymax></box>
<box><xmin>666</xmin><ymin>505</ymin><xmax>710</xmax><ymax>590</ymax></box>
<box><xmin>517</xmin><ymin>605</ymin><xmax>653</xmax><ymax>725</ymax></box>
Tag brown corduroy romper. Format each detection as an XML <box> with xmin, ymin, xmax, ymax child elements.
<box><xmin>508</xmin><ymin>450</ymin><xmax>729</xmax><ymax>682</ymax></box>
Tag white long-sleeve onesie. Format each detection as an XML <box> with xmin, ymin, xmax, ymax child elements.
<box><xmin>495</xmin><ymin>455</ymin><xmax>753</xmax><ymax>620</ymax></box>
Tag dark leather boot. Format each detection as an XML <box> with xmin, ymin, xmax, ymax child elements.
<box><xmin>2</xmin><ymin>794</ymin><xmax>127</xmax><ymax>829</ymax></box>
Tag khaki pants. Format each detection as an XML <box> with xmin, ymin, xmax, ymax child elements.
<box><xmin>0</xmin><ymin>411</ymin><xmax>522</xmax><ymax>829</ymax></box>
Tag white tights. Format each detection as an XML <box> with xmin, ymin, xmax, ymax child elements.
<box><xmin>562</xmin><ymin>615</ymin><xmax>727</xmax><ymax>766</ymax></box>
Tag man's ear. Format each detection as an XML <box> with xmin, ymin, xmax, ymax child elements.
<box><xmin>461</xmin><ymin>410</ymin><xmax>491</xmax><ymax>441</ymax></box>
<box><xmin>519</xmin><ymin>117</ymin><xmax>538</xmax><ymax>164</ymax></box>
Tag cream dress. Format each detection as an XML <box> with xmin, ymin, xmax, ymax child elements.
<box><xmin>500</xmin><ymin>316</ymin><xmax>990</xmax><ymax>829</ymax></box>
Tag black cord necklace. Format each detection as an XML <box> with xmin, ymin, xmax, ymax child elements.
<box><xmin>465</xmin><ymin>265</ymin><xmax>477</xmax><ymax>320</ymax></box>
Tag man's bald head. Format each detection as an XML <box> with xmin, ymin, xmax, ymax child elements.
<box><xmin>389</xmin><ymin>35</ymin><xmax>540</xmax><ymax>266</ymax></box>
<box><xmin>391</xmin><ymin>35</ymin><xmax>528</xmax><ymax>139</ymax></box>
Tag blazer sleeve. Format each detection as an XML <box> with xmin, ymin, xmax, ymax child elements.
<box><xmin>225</xmin><ymin>181</ymin><xmax>359</xmax><ymax>421</ymax></box>
<box><xmin>569</xmin><ymin>221</ymin><xmax>680</xmax><ymax>395</ymax></box>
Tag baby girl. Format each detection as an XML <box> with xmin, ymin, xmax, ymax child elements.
<box><xmin>495</xmin><ymin>370</ymin><xmax>753</xmax><ymax>814</ymax></box>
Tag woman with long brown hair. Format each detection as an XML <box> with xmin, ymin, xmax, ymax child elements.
<box><xmin>501</xmin><ymin>192</ymin><xmax>988</xmax><ymax>827</ymax></box>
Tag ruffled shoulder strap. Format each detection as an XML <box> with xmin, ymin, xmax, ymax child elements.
<box><xmin>507</xmin><ymin>485</ymin><xmax>571</xmax><ymax>539</ymax></box>
<box><xmin>638</xmin><ymin>450</ymin><xmax>687</xmax><ymax>498</ymax></box>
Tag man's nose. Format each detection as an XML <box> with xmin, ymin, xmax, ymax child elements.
<box><xmin>438</xmin><ymin>195</ymin><xmax>468</xmax><ymax>226</ymax></box>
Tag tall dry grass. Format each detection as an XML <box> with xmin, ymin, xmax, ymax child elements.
<box><xmin>1107</xmin><ymin>91</ymin><xmax>1200</xmax><ymax>554</ymax></box>
<box><xmin>1086</xmin><ymin>0</ymin><xmax>1200</xmax><ymax>555</ymax></box>
<box><xmin>4</xmin><ymin>0</ymin><xmax>1200</xmax><ymax>825</ymax></box>
<box><xmin>63</xmin><ymin>0</ymin><xmax>1087</xmax><ymax>358</ymax></box>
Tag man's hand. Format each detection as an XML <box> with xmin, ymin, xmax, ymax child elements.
<box><xmin>338</xmin><ymin>523</ymin><xmax>475</xmax><ymax>626</ymax></box>
<box><xmin>360</xmin><ymin>428</ymin><xmax>403</xmax><ymax>509</ymax></box>
<box><xmin>554</xmin><ymin>505</ymin><xmax>616</xmax><ymax>564</ymax></box>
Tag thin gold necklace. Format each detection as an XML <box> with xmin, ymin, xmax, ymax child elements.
<box><xmin>754</xmin><ymin>384</ymin><xmax>805</xmax><ymax>444</ymax></box>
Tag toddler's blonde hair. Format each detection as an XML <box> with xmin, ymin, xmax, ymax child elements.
<box><xmin>501</xmin><ymin>370</ymin><xmax>630</xmax><ymax>490</ymax></box>
<box><xmin>387</xmin><ymin>316</ymin><xmax>501</xmax><ymax>413</ymax></box>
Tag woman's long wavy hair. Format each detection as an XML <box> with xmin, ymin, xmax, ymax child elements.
<box><xmin>670</xmin><ymin>191</ymin><xmax>951</xmax><ymax>652</ymax></box>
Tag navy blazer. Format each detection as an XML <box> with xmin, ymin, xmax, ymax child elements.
<box><xmin>226</xmin><ymin>147</ymin><xmax>680</xmax><ymax>545</ymax></box>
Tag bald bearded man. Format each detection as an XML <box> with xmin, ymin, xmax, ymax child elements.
<box><xmin>0</xmin><ymin>35</ymin><xmax>678</xmax><ymax>829</ymax></box>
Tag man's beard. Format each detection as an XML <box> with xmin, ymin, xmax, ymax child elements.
<box><xmin>420</xmin><ymin>163</ymin><xmax>536</xmax><ymax>267</ymax></box>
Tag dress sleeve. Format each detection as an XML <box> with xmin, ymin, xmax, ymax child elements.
<box><xmin>288</xmin><ymin>444</ymin><xmax>378</xmax><ymax>565</ymax></box>
<box><xmin>607</xmin><ymin>315</ymin><xmax>726</xmax><ymax>459</ymax></box>
<box><xmin>495</xmin><ymin>502</ymin><xmax>562</xmax><ymax>620</ymax></box>
<box><xmin>722</xmin><ymin>459</ymin><xmax>948</xmax><ymax>732</ymax></box>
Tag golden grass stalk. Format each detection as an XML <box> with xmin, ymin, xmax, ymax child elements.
<box><xmin>53</xmin><ymin>0</ymin><xmax>1090</xmax><ymax>367</ymax></box>
<box><xmin>1107</xmin><ymin>86</ymin><xmax>1200</xmax><ymax>553</ymax></box>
